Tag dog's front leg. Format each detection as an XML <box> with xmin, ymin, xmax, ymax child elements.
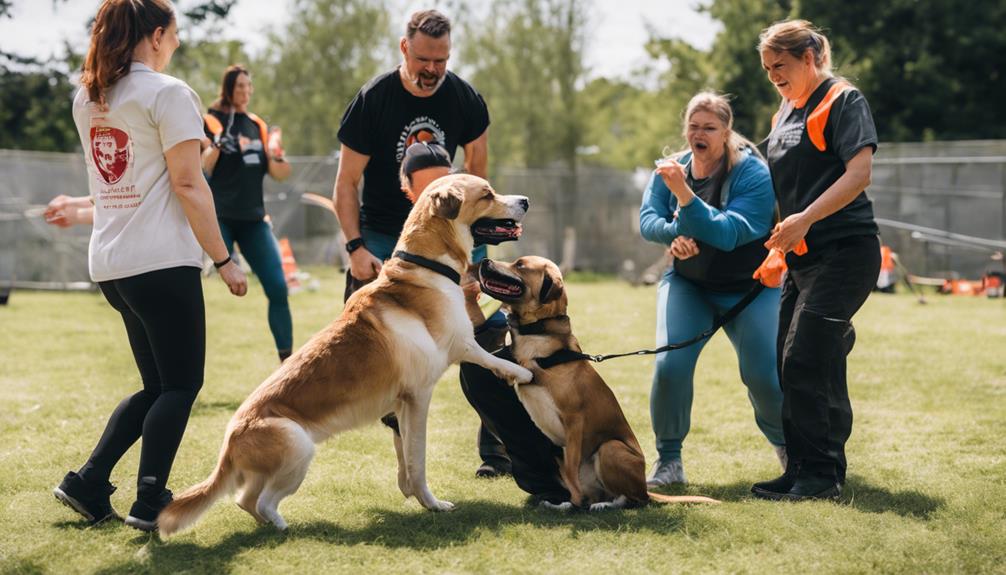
<box><xmin>392</xmin><ymin>429</ymin><xmax>412</xmax><ymax>498</ymax></box>
<box><xmin>398</xmin><ymin>389</ymin><xmax>454</xmax><ymax>512</ymax></box>
<box><xmin>461</xmin><ymin>340</ymin><xmax>533</xmax><ymax>384</ymax></box>
<box><xmin>560</xmin><ymin>417</ymin><xmax>587</xmax><ymax>509</ymax></box>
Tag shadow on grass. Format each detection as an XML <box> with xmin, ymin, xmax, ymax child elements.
<box><xmin>657</xmin><ymin>476</ymin><xmax>944</xmax><ymax>519</ymax></box>
<box><xmin>190</xmin><ymin>400</ymin><xmax>243</xmax><ymax>416</ymax></box>
<box><xmin>842</xmin><ymin>474</ymin><xmax>944</xmax><ymax>519</ymax></box>
<box><xmin>88</xmin><ymin>499</ymin><xmax>717</xmax><ymax>573</ymax></box>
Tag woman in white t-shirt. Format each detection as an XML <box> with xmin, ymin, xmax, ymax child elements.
<box><xmin>48</xmin><ymin>0</ymin><xmax>247</xmax><ymax>533</ymax></box>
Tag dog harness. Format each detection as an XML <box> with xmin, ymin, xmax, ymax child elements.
<box><xmin>392</xmin><ymin>250</ymin><xmax>461</xmax><ymax>284</ymax></box>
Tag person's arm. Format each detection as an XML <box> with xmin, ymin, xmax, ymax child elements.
<box><xmin>766</xmin><ymin>147</ymin><xmax>872</xmax><ymax>252</ymax></box>
<box><xmin>675</xmin><ymin>159</ymin><xmax>776</xmax><ymax>251</ymax></box>
<box><xmin>164</xmin><ymin>139</ymin><xmax>247</xmax><ymax>296</ymax></box>
<box><xmin>266</xmin><ymin>127</ymin><xmax>292</xmax><ymax>181</ymax></box>
<box><xmin>333</xmin><ymin>144</ymin><xmax>382</xmax><ymax>279</ymax></box>
<box><xmin>267</xmin><ymin>155</ymin><xmax>292</xmax><ymax>181</ymax></box>
<box><xmin>639</xmin><ymin>171</ymin><xmax>680</xmax><ymax>245</ymax></box>
<box><xmin>462</xmin><ymin>129</ymin><xmax>489</xmax><ymax>179</ymax></box>
<box><xmin>44</xmin><ymin>195</ymin><xmax>94</xmax><ymax>227</ymax></box>
<box><xmin>201</xmin><ymin>139</ymin><xmax>221</xmax><ymax>176</ymax></box>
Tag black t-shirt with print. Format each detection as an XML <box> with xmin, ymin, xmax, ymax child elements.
<box><xmin>204</xmin><ymin>109</ymin><xmax>269</xmax><ymax>221</ymax></box>
<box><xmin>338</xmin><ymin>68</ymin><xmax>490</xmax><ymax>236</ymax></box>
<box><xmin>766</xmin><ymin>77</ymin><xmax>879</xmax><ymax>257</ymax></box>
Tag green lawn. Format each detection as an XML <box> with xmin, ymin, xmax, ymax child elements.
<box><xmin>1</xmin><ymin>266</ymin><xmax>1004</xmax><ymax>574</ymax></box>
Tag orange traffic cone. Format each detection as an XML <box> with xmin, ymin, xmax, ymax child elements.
<box><xmin>278</xmin><ymin>237</ymin><xmax>302</xmax><ymax>291</ymax></box>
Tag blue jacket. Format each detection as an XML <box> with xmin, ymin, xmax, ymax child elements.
<box><xmin>639</xmin><ymin>149</ymin><xmax>775</xmax><ymax>252</ymax></box>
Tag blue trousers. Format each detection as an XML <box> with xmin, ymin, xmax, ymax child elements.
<box><xmin>651</xmin><ymin>271</ymin><xmax>784</xmax><ymax>463</ymax></box>
<box><xmin>219</xmin><ymin>218</ymin><xmax>293</xmax><ymax>354</ymax></box>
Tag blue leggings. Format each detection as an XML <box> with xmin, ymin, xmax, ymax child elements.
<box><xmin>219</xmin><ymin>218</ymin><xmax>292</xmax><ymax>354</ymax></box>
<box><xmin>651</xmin><ymin>271</ymin><xmax>784</xmax><ymax>463</ymax></box>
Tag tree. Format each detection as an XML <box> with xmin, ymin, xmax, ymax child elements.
<box><xmin>459</xmin><ymin>0</ymin><xmax>589</xmax><ymax>171</ymax></box>
<box><xmin>248</xmin><ymin>0</ymin><xmax>393</xmax><ymax>155</ymax></box>
<box><xmin>801</xmin><ymin>0</ymin><xmax>1006</xmax><ymax>141</ymax></box>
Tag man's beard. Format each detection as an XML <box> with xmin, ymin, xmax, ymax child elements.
<box><xmin>411</xmin><ymin>70</ymin><xmax>445</xmax><ymax>93</ymax></box>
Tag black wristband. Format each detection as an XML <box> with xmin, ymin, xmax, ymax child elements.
<box><xmin>345</xmin><ymin>237</ymin><xmax>366</xmax><ymax>254</ymax></box>
<box><xmin>213</xmin><ymin>255</ymin><xmax>232</xmax><ymax>269</ymax></box>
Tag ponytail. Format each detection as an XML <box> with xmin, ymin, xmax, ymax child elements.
<box><xmin>80</xmin><ymin>0</ymin><xmax>175</xmax><ymax>104</ymax></box>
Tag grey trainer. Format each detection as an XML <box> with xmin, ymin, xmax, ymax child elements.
<box><xmin>646</xmin><ymin>458</ymin><xmax>687</xmax><ymax>487</ymax></box>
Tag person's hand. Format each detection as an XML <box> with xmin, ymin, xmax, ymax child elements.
<box><xmin>218</xmin><ymin>260</ymin><xmax>248</xmax><ymax>296</ymax></box>
<box><xmin>462</xmin><ymin>278</ymin><xmax>482</xmax><ymax>305</ymax></box>
<box><xmin>670</xmin><ymin>236</ymin><xmax>700</xmax><ymax>260</ymax></box>
<box><xmin>44</xmin><ymin>195</ymin><xmax>85</xmax><ymax>228</ymax></box>
<box><xmin>349</xmin><ymin>248</ymin><xmax>382</xmax><ymax>282</ymax></box>
<box><xmin>655</xmin><ymin>159</ymin><xmax>692</xmax><ymax>205</ymax></box>
<box><xmin>765</xmin><ymin>213</ymin><xmax>812</xmax><ymax>254</ymax></box>
<box><xmin>268</xmin><ymin>126</ymin><xmax>285</xmax><ymax>160</ymax></box>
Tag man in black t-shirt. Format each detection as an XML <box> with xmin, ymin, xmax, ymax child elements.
<box><xmin>332</xmin><ymin>9</ymin><xmax>507</xmax><ymax>479</ymax></box>
<box><xmin>333</xmin><ymin>9</ymin><xmax>490</xmax><ymax>282</ymax></box>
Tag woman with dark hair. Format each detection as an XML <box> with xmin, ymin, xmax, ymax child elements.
<box><xmin>201</xmin><ymin>65</ymin><xmax>293</xmax><ymax>361</ymax></box>
<box><xmin>752</xmin><ymin>19</ymin><xmax>881</xmax><ymax>501</ymax></box>
<box><xmin>51</xmin><ymin>0</ymin><xmax>247</xmax><ymax>531</ymax></box>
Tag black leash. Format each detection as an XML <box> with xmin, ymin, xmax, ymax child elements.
<box><xmin>527</xmin><ymin>282</ymin><xmax>766</xmax><ymax>369</ymax></box>
<box><xmin>392</xmin><ymin>250</ymin><xmax>461</xmax><ymax>285</ymax></box>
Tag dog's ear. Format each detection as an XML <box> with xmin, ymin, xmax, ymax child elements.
<box><xmin>539</xmin><ymin>271</ymin><xmax>563</xmax><ymax>304</ymax></box>
<box><xmin>428</xmin><ymin>185</ymin><xmax>464</xmax><ymax>220</ymax></box>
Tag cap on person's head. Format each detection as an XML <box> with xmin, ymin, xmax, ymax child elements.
<box><xmin>402</xmin><ymin>141</ymin><xmax>451</xmax><ymax>179</ymax></box>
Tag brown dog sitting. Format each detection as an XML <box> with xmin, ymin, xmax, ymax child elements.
<box><xmin>478</xmin><ymin>256</ymin><xmax>718</xmax><ymax>510</ymax></box>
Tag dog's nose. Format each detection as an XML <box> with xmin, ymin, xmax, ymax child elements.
<box><xmin>519</xmin><ymin>197</ymin><xmax>530</xmax><ymax>212</ymax></box>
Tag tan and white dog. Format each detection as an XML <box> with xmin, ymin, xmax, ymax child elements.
<box><xmin>158</xmin><ymin>174</ymin><xmax>533</xmax><ymax>536</ymax></box>
<box><xmin>478</xmin><ymin>256</ymin><xmax>719</xmax><ymax>510</ymax></box>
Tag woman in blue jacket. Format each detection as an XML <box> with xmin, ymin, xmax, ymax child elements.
<box><xmin>640</xmin><ymin>92</ymin><xmax>784</xmax><ymax>486</ymax></box>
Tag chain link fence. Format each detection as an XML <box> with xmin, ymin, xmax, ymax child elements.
<box><xmin>2</xmin><ymin>141</ymin><xmax>1004</xmax><ymax>292</ymax></box>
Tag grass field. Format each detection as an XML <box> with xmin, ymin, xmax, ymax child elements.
<box><xmin>1</xmin><ymin>266</ymin><xmax>1005</xmax><ymax>574</ymax></box>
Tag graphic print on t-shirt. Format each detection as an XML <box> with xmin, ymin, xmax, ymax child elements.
<box><xmin>90</xmin><ymin>125</ymin><xmax>132</xmax><ymax>185</ymax></box>
<box><xmin>773</xmin><ymin>114</ymin><xmax>804</xmax><ymax>150</ymax></box>
<box><xmin>396</xmin><ymin>116</ymin><xmax>445</xmax><ymax>162</ymax></box>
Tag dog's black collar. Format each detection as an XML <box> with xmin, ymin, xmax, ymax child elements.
<box><xmin>509</xmin><ymin>314</ymin><xmax>570</xmax><ymax>336</ymax></box>
<box><xmin>393</xmin><ymin>250</ymin><xmax>461</xmax><ymax>285</ymax></box>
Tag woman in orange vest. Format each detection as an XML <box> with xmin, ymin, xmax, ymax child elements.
<box><xmin>751</xmin><ymin>20</ymin><xmax>882</xmax><ymax>501</ymax></box>
<box><xmin>201</xmin><ymin>65</ymin><xmax>294</xmax><ymax>361</ymax></box>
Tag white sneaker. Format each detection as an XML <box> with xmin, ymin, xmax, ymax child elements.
<box><xmin>773</xmin><ymin>445</ymin><xmax>788</xmax><ymax>472</ymax></box>
<box><xmin>646</xmin><ymin>459</ymin><xmax>687</xmax><ymax>487</ymax></box>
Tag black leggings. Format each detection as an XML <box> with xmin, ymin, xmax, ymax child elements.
<box><xmin>78</xmin><ymin>266</ymin><xmax>205</xmax><ymax>496</ymax></box>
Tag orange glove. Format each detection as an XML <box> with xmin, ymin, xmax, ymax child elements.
<box><xmin>753</xmin><ymin>240</ymin><xmax>807</xmax><ymax>288</ymax></box>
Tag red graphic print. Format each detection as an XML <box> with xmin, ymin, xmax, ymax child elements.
<box><xmin>90</xmin><ymin>126</ymin><xmax>132</xmax><ymax>185</ymax></box>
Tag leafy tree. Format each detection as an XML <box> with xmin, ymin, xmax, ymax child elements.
<box><xmin>800</xmin><ymin>0</ymin><xmax>1006</xmax><ymax>141</ymax></box>
<box><xmin>248</xmin><ymin>0</ymin><xmax>393</xmax><ymax>155</ymax></box>
<box><xmin>459</xmin><ymin>0</ymin><xmax>589</xmax><ymax>170</ymax></box>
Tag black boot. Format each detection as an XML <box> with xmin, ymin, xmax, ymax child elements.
<box><xmin>53</xmin><ymin>471</ymin><xmax>121</xmax><ymax>524</ymax></box>
<box><xmin>751</xmin><ymin>469</ymin><xmax>796</xmax><ymax>500</ymax></box>
<box><xmin>125</xmin><ymin>477</ymin><xmax>173</xmax><ymax>532</ymax></box>
<box><xmin>782</xmin><ymin>475</ymin><xmax>841</xmax><ymax>501</ymax></box>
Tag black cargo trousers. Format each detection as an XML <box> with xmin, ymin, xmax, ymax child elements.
<box><xmin>778</xmin><ymin>233</ymin><xmax>881</xmax><ymax>484</ymax></box>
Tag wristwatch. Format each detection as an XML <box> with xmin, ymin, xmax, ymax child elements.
<box><xmin>345</xmin><ymin>237</ymin><xmax>366</xmax><ymax>254</ymax></box>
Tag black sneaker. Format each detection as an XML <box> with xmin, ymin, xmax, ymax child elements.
<box><xmin>53</xmin><ymin>471</ymin><xmax>121</xmax><ymax>524</ymax></box>
<box><xmin>125</xmin><ymin>488</ymin><xmax>173</xmax><ymax>532</ymax></box>
<box><xmin>751</xmin><ymin>471</ymin><xmax>796</xmax><ymax>500</ymax></box>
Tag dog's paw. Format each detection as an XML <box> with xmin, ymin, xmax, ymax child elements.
<box><xmin>509</xmin><ymin>365</ymin><xmax>533</xmax><ymax>385</ymax></box>
<box><xmin>589</xmin><ymin>501</ymin><xmax>616</xmax><ymax>512</ymax></box>
<box><xmin>539</xmin><ymin>501</ymin><xmax>574</xmax><ymax>512</ymax></box>
<box><xmin>424</xmin><ymin>498</ymin><xmax>455</xmax><ymax>512</ymax></box>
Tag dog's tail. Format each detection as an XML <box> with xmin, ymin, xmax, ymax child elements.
<box><xmin>158</xmin><ymin>441</ymin><xmax>238</xmax><ymax>537</ymax></box>
<box><xmin>647</xmin><ymin>491</ymin><xmax>720</xmax><ymax>505</ymax></box>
